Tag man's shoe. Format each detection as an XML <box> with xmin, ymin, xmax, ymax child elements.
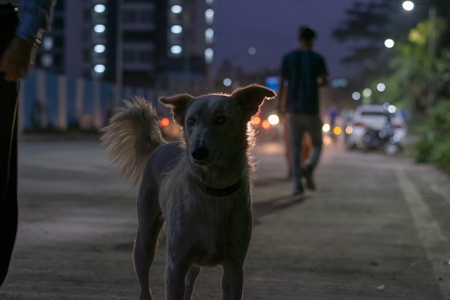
<box><xmin>303</xmin><ymin>168</ymin><xmax>316</xmax><ymax>191</ymax></box>
<box><xmin>288</xmin><ymin>168</ymin><xmax>292</xmax><ymax>179</ymax></box>
<box><xmin>293</xmin><ymin>184</ymin><xmax>304</xmax><ymax>195</ymax></box>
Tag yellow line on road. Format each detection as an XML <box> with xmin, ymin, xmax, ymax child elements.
<box><xmin>431</xmin><ymin>183</ymin><xmax>450</xmax><ymax>207</ymax></box>
<box><xmin>397</xmin><ymin>171</ymin><xmax>450</xmax><ymax>299</ymax></box>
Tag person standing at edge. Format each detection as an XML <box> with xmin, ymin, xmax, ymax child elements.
<box><xmin>278</xmin><ymin>25</ymin><xmax>329</xmax><ymax>195</ymax></box>
<box><xmin>0</xmin><ymin>0</ymin><xmax>56</xmax><ymax>286</ymax></box>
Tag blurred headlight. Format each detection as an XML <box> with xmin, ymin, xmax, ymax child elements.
<box><xmin>267</xmin><ymin>114</ymin><xmax>279</xmax><ymax>125</ymax></box>
<box><xmin>333</xmin><ymin>126</ymin><xmax>342</xmax><ymax>135</ymax></box>
<box><xmin>345</xmin><ymin>126</ymin><xmax>353</xmax><ymax>134</ymax></box>
<box><xmin>252</xmin><ymin>116</ymin><xmax>261</xmax><ymax>125</ymax></box>
<box><xmin>261</xmin><ymin>120</ymin><xmax>271</xmax><ymax>130</ymax></box>
<box><xmin>322</xmin><ymin>123</ymin><xmax>330</xmax><ymax>133</ymax></box>
<box><xmin>160</xmin><ymin>117</ymin><xmax>170</xmax><ymax>127</ymax></box>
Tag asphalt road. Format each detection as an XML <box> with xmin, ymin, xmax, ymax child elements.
<box><xmin>1</xmin><ymin>138</ymin><xmax>450</xmax><ymax>299</ymax></box>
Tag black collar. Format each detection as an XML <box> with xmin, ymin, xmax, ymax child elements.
<box><xmin>195</xmin><ymin>178</ymin><xmax>242</xmax><ymax>197</ymax></box>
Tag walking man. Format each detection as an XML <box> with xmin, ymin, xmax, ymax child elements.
<box><xmin>0</xmin><ymin>0</ymin><xmax>56</xmax><ymax>286</ymax></box>
<box><xmin>278</xmin><ymin>25</ymin><xmax>329</xmax><ymax>195</ymax></box>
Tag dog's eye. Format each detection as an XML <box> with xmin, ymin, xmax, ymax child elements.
<box><xmin>216</xmin><ymin>116</ymin><xmax>228</xmax><ymax>125</ymax></box>
<box><xmin>187</xmin><ymin>118</ymin><xmax>195</xmax><ymax>126</ymax></box>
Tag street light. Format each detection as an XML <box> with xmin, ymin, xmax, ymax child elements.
<box><xmin>377</xmin><ymin>83</ymin><xmax>386</xmax><ymax>92</ymax></box>
<box><xmin>352</xmin><ymin>92</ymin><xmax>361</xmax><ymax>101</ymax></box>
<box><xmin>384</xmin><ymin>39</ymin><xmax>395</xmax><ymax>48</ymax></box>
<box><xmin>402</xmin><ymin>1</ymin><xmax>414</xmax><ymax>11</ymax></box>
<box><xmin>248</xmin><ymin>47</ymin><xmax>257</xmax><ymax>55</ymax></box>
<box><xmin>223</xmin><ymin>78</ymin><xmax>232</xmax><ymax>87</ymax></box>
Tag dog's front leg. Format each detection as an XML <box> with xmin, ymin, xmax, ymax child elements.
<box><xmin>165</xmin><ymin>260</ymin><xmax>189</xmax><ymax>300</ymax></box>
<box><xmin>183</xmin><ymin>265</ymin><xmax>201</xmax><ymax>300</ymax></box>
<box><xmin>221</xmin><ymin>262</ymin><xmax>244</xmax><ymax>300</ymax></box>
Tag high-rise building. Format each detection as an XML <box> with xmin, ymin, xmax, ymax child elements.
<box><xmin>35</xmin><ymin>0</ymin><xmax>216</xmax><ymax>93</ymax></box>
<box><xmin>163</xmin><ymin>0</ymin><xmax>215</xmax><ymax>92</ymax></box>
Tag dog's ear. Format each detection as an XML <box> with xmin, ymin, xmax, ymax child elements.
<box><xmin>159</xmin><ymin>94</ymin><xmax>195</xmax><ymax>126</ymax></box>
<box><xmin>232</xmin><ymin>84</ymin><xmax>276</xmax><ymax>121</ymax></box>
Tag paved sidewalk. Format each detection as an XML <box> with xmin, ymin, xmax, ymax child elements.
<box><xmin>249</xmin><ymin>143</ymin><xmax>450</xmax><ymax>300</ymax></box>
<box><xmin>1</xmin><ymin>140</ymin><xmax>450</xmax><ymax>299</ymax></box>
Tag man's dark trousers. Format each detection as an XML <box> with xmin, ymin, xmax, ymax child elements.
<box><xmin>0</xmin><ymin>6</ymin><xmax>20</xmax><ymax>286</ymax></box>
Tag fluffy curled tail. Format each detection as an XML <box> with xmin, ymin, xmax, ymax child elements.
<box><xmin>100</xmin><ymin>96</ymin><xmax>166</xmax><ymax>187</ymax></box>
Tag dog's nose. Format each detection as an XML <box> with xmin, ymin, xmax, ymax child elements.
<box><xmin>191</xmin><ymin>147</ymin><xmax>209</xmax><ymax>161</ymax></box>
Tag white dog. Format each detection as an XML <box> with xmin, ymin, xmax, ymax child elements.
<box><xmin>100</xmin><ymin>84</ymin><xmax>275</xmax><ymax>299</ymax></box>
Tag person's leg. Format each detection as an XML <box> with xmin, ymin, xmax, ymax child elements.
<box><xmin>0</xmin><ymin>7</ymin><xmax>20</xmax><ymax>286</ymax></box>
<box><xmin>303</xmin><ymin>115</ymin><xmax>323</xmax><ymax>190</ymax></box>
<box><xmin>288</xmin><ymin>113</ymin><xmax>305</xmax><ymax>194</ymax></box>
<box><xmin>301</xmin><ymin>132</ymin><xmax>312</xmax><ymax>167</ymax></box>
<box><xmin>283</xmin><ymin>117</ymin><xmax>292</xmax><ymax>178</ymax></box>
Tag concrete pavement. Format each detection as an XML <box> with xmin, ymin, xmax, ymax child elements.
<box><xmin>1</xmin><ymin>138</ymin><xmax>450</xmax><ymax>299</ymax></box>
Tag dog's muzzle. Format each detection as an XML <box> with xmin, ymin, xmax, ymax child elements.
<box><xmin>191</xmin><ymin>146</ymin><xmax>209</xmax><ymax>162</ymax></box>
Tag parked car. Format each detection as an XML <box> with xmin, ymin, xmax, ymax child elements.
<box><xmin>346</xmin><ymin>104</ymin><xmax>407</xmax><ymax>150</ymax></box>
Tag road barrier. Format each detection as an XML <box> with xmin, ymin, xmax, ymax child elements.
<box><xmin>18</xmin><ymin>69</ymin><xmax>163</xmax><ymax>132</ymax></box>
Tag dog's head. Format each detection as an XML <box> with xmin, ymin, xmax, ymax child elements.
<box><xmin>160</xmin><ymin>84</ymin><xmax>276</xmax><ymax>167</ymax></box>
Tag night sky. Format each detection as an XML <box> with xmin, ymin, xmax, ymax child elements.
<box><xmin>213</xmin><ymin>0</ymin><xmax>361</xmax><ymax>79</ymax></box>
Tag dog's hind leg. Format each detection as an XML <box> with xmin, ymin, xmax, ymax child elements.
<box><xmin>133</xmin><ymin>186</ymin><xmax>163</xmax><ymax>300</ymax></box>
<box><xmin>133</xmin><ymin>217</ymin><xmax>163</xmax><ymax>300</ymax></box>
<box><xmin>183</xmin><ymin>265</ymin><xmax>201</xmax><ymax>300</ymax></box>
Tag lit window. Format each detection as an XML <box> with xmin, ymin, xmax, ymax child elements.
<box><xmin>41</xmin><ymin>54</ymin><xmax>53</xmax><ymax>67</ymax></box>
<box><xmin>171</xmin><ymin>5</ymin><xmax>182</xmax><ymax>14</ymax></box>
<box><xmin>93</xmin><ymin>4</ymin><xmax>106</xmax><ymax>13</ymax></box>
<box><xmin>204</xmin><ymin>48</ymin><xmax>213</xmax><ymax>64</ymax></box>
<box><xmin>94</xmin><ymin>64</ymin><xmax>105</xmax><ymax>73</ymax></box>
<box><xmin>94</xmin><ymin>44</ymin><xmax>106</xmax><ymax>53</ymax></box>
<box><xmin>94</xmin><ymin>24</ymin><xmax>106</xmax><ymax>33</ymax></box>
<box><xmin>205</xmin><ymin>28</ymin><xmax>214</xmax><ymax>44</ymax></box>
<box><xmin>171</xmin><ymin>25</ymin><xmax>183</xmax><ymax>34</ymax></box>
<box><xmin>205</xmin><ymin>9</ymin><xmax>214</xmax><ymax>24</ymax></box>
<box><xmin>171</xmin><ymin>45</ymin><xmax>182</xmax><ymax>54</ymax></box>
<box><xmin>42</xmin><ymin>36</ymin><xmax>53</xmax><ymax>51</ymax></box>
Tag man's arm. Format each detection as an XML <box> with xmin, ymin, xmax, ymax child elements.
<box><xmin>318</xmin><ymin>74</ymin><xmax>328</xmax><ymax>88</ymax></box>
<box><xmin>277</xmin><ymin>75</ymin><xmax>286</xmax><ymax>114</ymax></box>
<box><xmin>317</xmin><ymin>55</ymin><xmax>329</xmax><ymax>88</ymax></box>
<box><xmin>0</xmin><ymin>0</ymin><xmax>56</xmax><ymax>82</ymax></box>
<box><xmin>17</xmin><ymin>0</ymin><xmax>56</xmax><ymax>45</ymax></box>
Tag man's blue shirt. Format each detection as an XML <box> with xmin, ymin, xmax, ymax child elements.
<box><xmin>281</xmin><ymin>49</ymin><xmax>328</xmax><ymax>115</ymax></box>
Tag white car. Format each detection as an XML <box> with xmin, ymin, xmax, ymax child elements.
<box><xmin>346</xmin><ymin>104</ymin><xmax>407</xmax><ymax>149</ymax></box>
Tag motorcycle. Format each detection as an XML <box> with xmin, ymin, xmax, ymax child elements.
<box><xmin>362</xmin><ymin>116</ymin><xmax>402</xmax><ymax>156</ymax></box>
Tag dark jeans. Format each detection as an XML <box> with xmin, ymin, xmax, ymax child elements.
<box><xmin>288</xmin><ymin>113</ymin><xmax>323</xmax><ymax>188</ymax></box>
<box><xmin>0</xmin><ymin>6</ymin><xmax>19</xmax><ymax>286</ymax></box>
